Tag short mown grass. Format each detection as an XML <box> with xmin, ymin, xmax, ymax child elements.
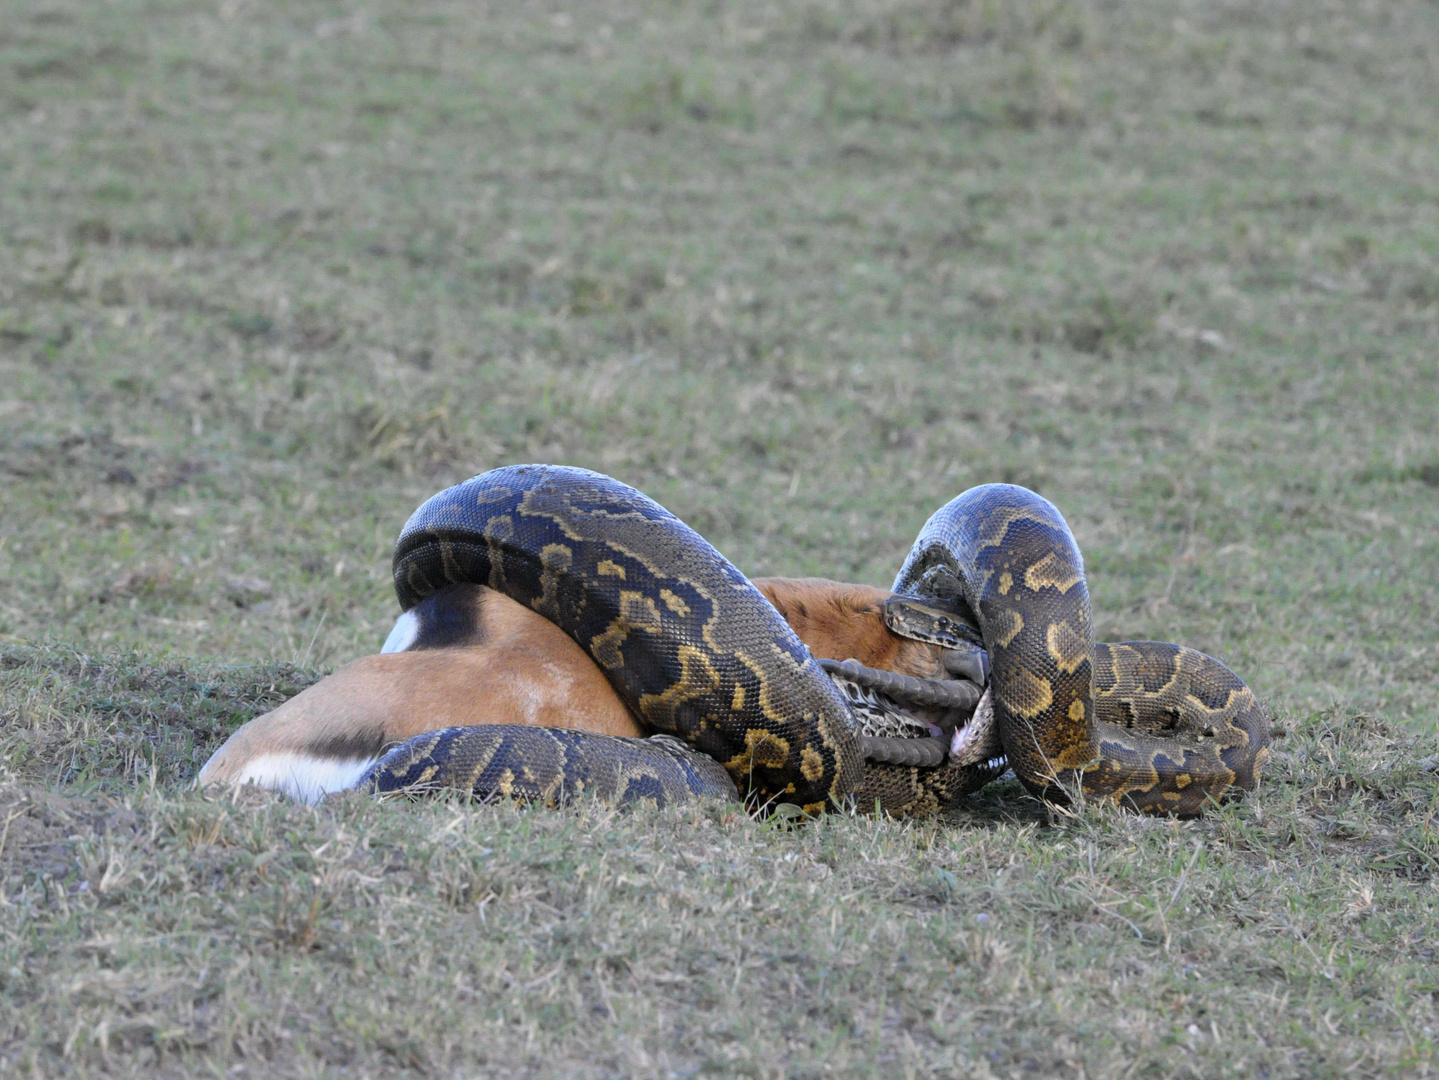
<box><xmin>1</xmin><ymin>645</ymin><xmax>1437</xmax><ymax>1077</ymax></box>
<box><xmin>2</xmin><ymin>0</ymin><xmax>1437</xmax><ymax>1074</ymax></box>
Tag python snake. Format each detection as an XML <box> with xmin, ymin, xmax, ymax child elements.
<box><xmin>366</xmin><ymin>467</ymin><xmax>1268</xmax><ymax>817</ymax></box>
<box><xmin>892</xmin><ymin>484</ymin><xmax>1268</xmax><ymax>815</ymax></box>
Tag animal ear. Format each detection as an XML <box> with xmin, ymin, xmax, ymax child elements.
<box><xmin>882</xmin><ymin>596</ymin><xmax>983</xmax><ymax>649</ymax></box>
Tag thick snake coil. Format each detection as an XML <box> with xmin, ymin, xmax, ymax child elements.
<box><xmin>367</xmin><ymin>464</ymin><xmax>863</xmax><ymax>815</ymax></box>
<box><xmin>365</xmin><ymin>468</ymin><xmax>1268</xmax><ymax>817</ymax></box>
<box><xmin>893</xmin><ymin>484</ymin><xmax>1269</xmax><ymax>815</ymax></box>
<box><xmin>369</xmin><ymin>728</ymin><xmax>740</xmax><ymax>808</ymax></box>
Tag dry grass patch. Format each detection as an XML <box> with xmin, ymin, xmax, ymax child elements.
<box><xmin>0</xmin><ymin>649</ymin><xmax>1436</xmax><ymax>1077</ymax></box>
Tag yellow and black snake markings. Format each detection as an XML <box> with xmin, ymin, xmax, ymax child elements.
<box><xmin>381</xmin><ymin>464</ymin><xmax>863</xmax><ymax>814</ymax></box>
<box><xmin>893</xmin><ymin>484</ymin><xmax>1269</xmax><ymax>817</ymax></box>
<box><xmin>1087</xmin><ymin>641</ymin><xmax>1268</xmax><ymax>811</ymax></box>
<box><xmin>370</xmin><ymin>468</ymin><xmax>1267</xmax><ymax>818</ymax></box>
<box><xmin>368</xmin><ymin>726</ymin><xmax>739</xmax><ymax>808</ymax></box>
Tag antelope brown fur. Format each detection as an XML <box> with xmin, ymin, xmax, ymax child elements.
<box><xmin>754</xmin><ymin>578</ymin><xmax>951</xmax><ymax>680</ymax></box>
<box><xmin>198</xmin><ymin>577</ymin><xmax>948</xmax><ymax>801</ymax></box>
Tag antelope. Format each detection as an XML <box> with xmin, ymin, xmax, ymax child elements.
<box><xmin>198</xmin><ymin>578</ymin><xmax>989</xmax><ymax>803</ymax></box>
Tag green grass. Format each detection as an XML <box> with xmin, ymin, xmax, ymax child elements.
<box><xmin>1</xmin><ymin>0</ymin><xmax>1437</xmax><ymax>1074</ymax></box>
<box><xmin>2</xmin><ymin>644</ymin><xmax>1437</xmax><ymax>1077</ymax></box>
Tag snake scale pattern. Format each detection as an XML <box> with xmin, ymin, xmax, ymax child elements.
<box><xmin>366</xmin><ymin>466</ymin><xmax>1269</xmax><ymax>817</ymax></box>
<box><xmin>893</xmin><ymin>484</ymin><xmax>1269</xmax><ymax>815</ymax></box>
<box><xmin>368</xmin><ymin>728</ymin><xmax>739</xmax><ymax>807</ymax></box>
<box><xmin>374</xmin><ymin>464</ymin><xmax>864</xmax><ymax>815</ymax></box>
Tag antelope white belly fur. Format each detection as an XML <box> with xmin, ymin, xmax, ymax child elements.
<box><xmin>226</xmin><ymin>751</ymin><xmax>379</xmax><ymax>805</ymax></box>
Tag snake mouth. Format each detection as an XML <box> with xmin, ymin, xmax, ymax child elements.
<box><xmin>820</xmin><ymin>658</ymin><xmax>1002</xmax><ymax>771</ymax></box>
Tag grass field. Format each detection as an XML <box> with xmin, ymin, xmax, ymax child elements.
<box><xmin>1</xmin><ymin>0</ymin><xmax>1437</xmax><ymax>1075</ymax></box>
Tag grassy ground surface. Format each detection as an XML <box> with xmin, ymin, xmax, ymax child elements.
<box><xmin>1</xmin><ymin>0</ymin><xmax>1437</xmax><ymax>1075</ymax></box>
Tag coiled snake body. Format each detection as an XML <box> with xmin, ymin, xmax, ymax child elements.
<box><xmin>372</xmin><ymin>464</ymin><xmax>862</xmax><ymax>815</ymax></box>
<box><xmin>366</xmin><ymin>467</ymin><xmax>1268</xmax><ymax>817</ymax></box>
<box><xmin>893</xmin><ymin>484</ymin><xmax>1268</xmax><ymax>815</ymax></box>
